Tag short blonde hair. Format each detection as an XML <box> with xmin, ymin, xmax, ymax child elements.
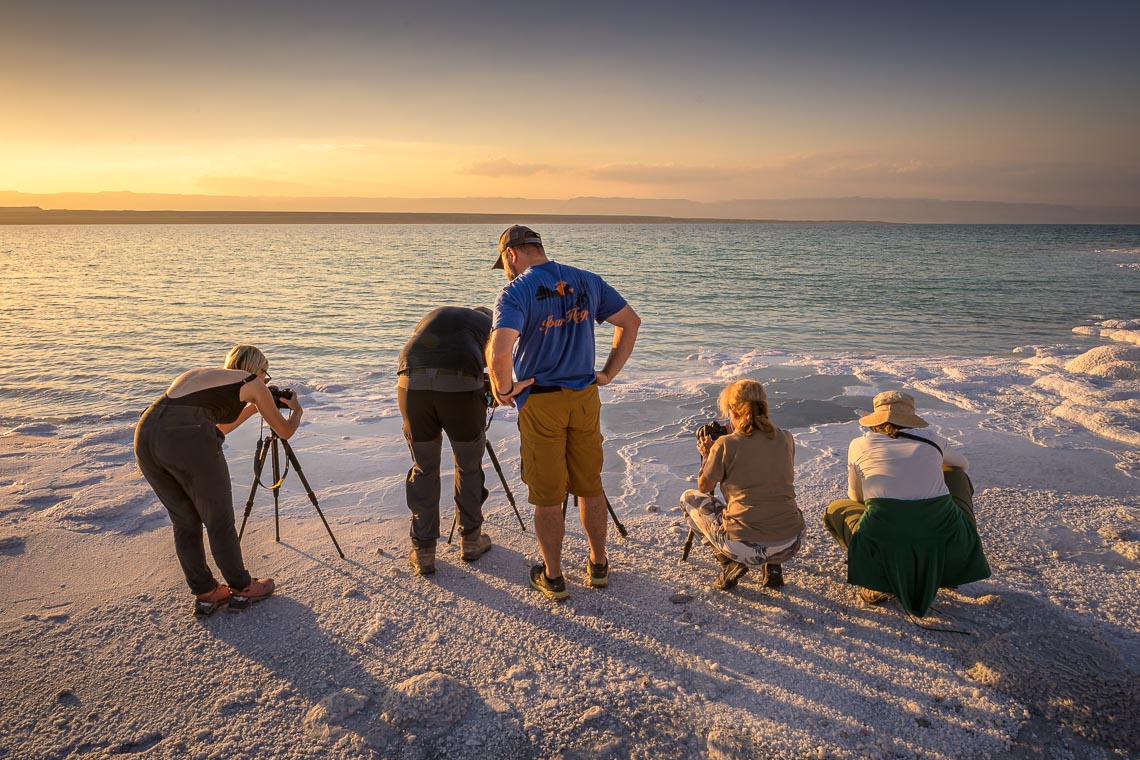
<box><xmin>223</xmin><ymin>344</ymin><xmax>268</xmax><ymax>374</ymax></box>
<box><xmin>718</xmin><ymin>379</ymin><xmax>776</xmax><ymax>439</ymax></box>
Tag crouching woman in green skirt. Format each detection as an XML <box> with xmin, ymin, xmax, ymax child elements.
<box><xmin>823</xmin><ymin>390</ymin><xmax>989</xmax><ymax>617</ymax></box>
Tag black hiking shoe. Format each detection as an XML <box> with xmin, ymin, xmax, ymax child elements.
<box><xmin>529</xmin><ymin>565</ymin><xmax>569</xmax><ymax>602</ymax></box>
<box><xmin>585</xmin><ymin>560</ymin><xmax>609</xmax><ymax>588</ymax></box>
<box><xmin>714</xmin><ymin>560</ymin><xmax>749</xmax><ymax>591</ymax></box>
<box><xmin>762</xmin><ymin>563</ymin><xmax>784</xmax><ymax>589</ymax></box>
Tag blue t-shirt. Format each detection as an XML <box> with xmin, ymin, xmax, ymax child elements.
<box><xmin>493</xmin><ymin>261</ymin><xmax>627</xmax><ymax>407</ymax></box>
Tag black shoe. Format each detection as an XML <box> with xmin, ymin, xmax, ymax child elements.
<box><xmin>714</xmin><ymin>560</ymin><xmax>749</xmax><ymax>591</ymax></box>
<box><xmin>529</xmin><ymin>565</ymin><xmax>569</xmax><ymax>602</ymax></box>
<box><xmin>762</xmin><ymin>563</ymin><xmax>784</xmax><ymax>588</ymax></box>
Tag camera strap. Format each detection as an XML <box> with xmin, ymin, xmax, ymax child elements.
<box><xmin>886</xmin><ymin>430</ymin><xmax>943</xmax><ymax>456</ymax></box>
<box><xmin>253</xmin><ymin>420</ymin><xmax>291</xmax><ymax>488</ymax></box>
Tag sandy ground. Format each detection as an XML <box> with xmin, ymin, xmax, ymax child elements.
<box><xmin>1</xmin><ymin>418</ymin><xmax>1137</xmax><ymax>760</ymax></box>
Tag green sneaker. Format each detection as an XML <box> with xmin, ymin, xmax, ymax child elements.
<box><xmin>585</xmin><ymin>560</ymin><xmax>609</xmax><ymax>588</ymax></box>
<box><xmin>529</xmin><ymin>565</ymin><xmax>569</xmax><ymax>602</ymax></box>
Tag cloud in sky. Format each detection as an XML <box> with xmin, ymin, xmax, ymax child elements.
<box><xmin>193</xmin><ymin>174</ymin><xmax>316</xmax><ymax>197</ymax></box>
<box><xmin>586</xmin><ymin>164</ymin><xmax>752</xmax><ymax>184</ymax></box>
<box><xmin>576</xmin><ymin>154</ymin><xmax>1140</xmax><ymax>206</ymax></box>
<box><xmin>459</xmin><ymin>159</ymin><xmax>558</xmax><ymax>178</ymax></box>
<box><xmin>296</xmin><ymin>143</ymin><xmax>368</xmax><ymax>153</ymax></box>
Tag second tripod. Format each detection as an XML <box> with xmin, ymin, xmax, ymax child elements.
<box><xmin>447</xmin><ymin>440</ymin><xmax>527</xmax><ymax>543</ymax></box>
<box><xmin>239</xmin><ymin>429</ymin><xmax>345</xmax><ymax>559</ymax></box>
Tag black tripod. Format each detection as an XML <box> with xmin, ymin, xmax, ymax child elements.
<box><xmin>447</xmin><ymin>440</ymin><xmax>527</xmax><ymax>543</ymax></box>
<box><xmin>562</xmin><ymin>493</ymin><xmax>628</xmax><ymax>538</ymax></box>
<box><xmin>239</xmin><ymin>429</ymin><xmax>345</xmax><ymax>559</ymax></box>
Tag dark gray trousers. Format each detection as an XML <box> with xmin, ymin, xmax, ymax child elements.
<box><xmin>398</xmin><ymin>388</ymin><xmax>488</xmax><ymax>547</ymax></box>
<box><xmin>134</xmin><ymin>402</ymin><xmax>252</xmax><ymax>594</ymax></box>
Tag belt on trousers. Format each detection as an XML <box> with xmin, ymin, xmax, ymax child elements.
<box><xmin>401</xmin><ymin>368</ymin><xmax>480</xmax><ymax>378</ymax></box>
<box><xmin>529</xmin><ymin>382</ymin><xmax>597</xmax><ymax>394</ymax></box>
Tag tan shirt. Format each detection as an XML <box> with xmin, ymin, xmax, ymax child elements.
<box><xmin>699</xmin><ymin>427</ymin><xmax>804</xmax><ymax>544</ymax></box>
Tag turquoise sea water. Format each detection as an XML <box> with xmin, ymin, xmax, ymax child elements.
<box><xmin>1</xmin><ymin>223</ymin><xmax>1138</xmax><ymax>425</ymax></box>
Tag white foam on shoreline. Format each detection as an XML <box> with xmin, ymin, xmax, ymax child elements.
<box><xmin>4</xmin><ymin>317</ymin><xmax>1138</xmax><ymax>533</ymax></box>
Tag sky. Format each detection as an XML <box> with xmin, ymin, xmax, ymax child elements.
<box><xmin>2</xmin><ymin>0</ymin><xmax>1138</xmax><ymax>207</ymax></box>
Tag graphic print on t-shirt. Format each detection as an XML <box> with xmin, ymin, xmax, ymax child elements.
<box><xmin>537</xmin><ymin>279</ymin><xmax>593</xmax><ymax>333</ymax></box>
<box><xmin>536</xmin><ymin>280</ymin><xmax>574</xmax><ymax>300</ymax></box>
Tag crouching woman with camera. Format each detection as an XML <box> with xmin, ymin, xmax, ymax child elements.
<box><xmin>134</xmin><ymin>344</ymin><xmax>302</xmax><ymax>616</ymax></box>
<box><xmin>680</xmin><ymin>379</ymin><xmax>805</xmax><ymax>591</ymax></box>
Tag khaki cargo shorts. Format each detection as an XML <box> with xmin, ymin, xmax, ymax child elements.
<box><xmin>518</xmin><ymin>385</ymin><xmax>604</xmax><ymax>506</ymax></box>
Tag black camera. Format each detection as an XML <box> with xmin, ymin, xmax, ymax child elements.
<box><xmin>696</xmin><ymin>420</ymin><xmax>730</xmax><ymax>442</ymax></box>
<box><xmin>483</xmin><ymin>373</ymin><xmax>499</xmax><ymax>408</ymax></box>
<box><xmin>268</xmin><ymin>385</ymin><xmax>294</xmax><ymax>410</ymax></box>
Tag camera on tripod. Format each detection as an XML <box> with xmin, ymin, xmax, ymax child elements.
<box><xmin>268</xmin><ymin>385</ymin><xmax>294</xmax><ymax>410</ymax></box>
<box><xmin>696</xmin><ymin>420</ymin><xmax>730</xmax><ymax>443</ymax></box>
<box><xmin>483</xmin><ymin>373</ymin><xmax>498</xmax><ymax>408</ymax></box>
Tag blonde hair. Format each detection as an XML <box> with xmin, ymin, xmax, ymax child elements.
<box><xmin>223</xmin><ymin>344</ymin><xmax>268</xmax><ymax>375</ymax></box>
<box><xmin>718</xmin><ymin>379</ymin><xmax>776</xmax><ymax>439</ymax></box>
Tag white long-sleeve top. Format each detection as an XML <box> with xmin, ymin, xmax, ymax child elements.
<box><xmin>847</xmin><ymin>430</ymin><xmax>968</xmax><ymax>503</ymax></box>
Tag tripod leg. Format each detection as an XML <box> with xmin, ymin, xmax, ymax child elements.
<box><xmin>605</xmin><ymin>496</ymin><xmax>628</xmax><ymax>538</ymax></box>
<box><xmin>447</xmin><ymin>509</ymin><xmax>458</xmax><ymax>544</ymax></box>
<box><xmin>239</xmin><ymin>437</ymin><xmax>273</xmax><ymax>541</ymax></box>
<box><xmin>681</xmin><ymin>528</ymin><xmax>696</xmax><ymax>562</ymax></box>
<box><xmin>271</xmin><ymin>435</ymin><xmax>282</xmax><ymax>543</ymax></box>
<box><xmin>485</xmin><ymin>442</ymin><xmax>526</xmax><ymax>532</ymax></box>
<box><xmin>280</xmin><ymin>439</ymin><xmax>345</xmax><ymax>559</ymax></box>
<box><xmin>562</xmin><ymin>494</ymin><xmax>568</xmax><ymax>519</ymax></box>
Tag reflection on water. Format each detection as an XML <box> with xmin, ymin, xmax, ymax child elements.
<box><xmin>2</xmin><ymin>223</ymin><xmax>1138</xmax><ymax>424</ymax></box>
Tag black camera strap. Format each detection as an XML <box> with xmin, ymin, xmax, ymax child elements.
<box><xmin>254</xmin><ymin>419</ymin><xmax>291</xmax><ymax>488</ymax></box>
<box><xmin>892</xmin><ymin>430</ymin><xmax>943</xmax><ymax>456</ymax></box>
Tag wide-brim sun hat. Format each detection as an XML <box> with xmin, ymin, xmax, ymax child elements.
<box><xmin>859</xmin><ymin>390</ymin><xmax>929</xmax><ymax>428</ymax></box>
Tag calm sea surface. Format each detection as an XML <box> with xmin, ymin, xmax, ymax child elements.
<box><xmin>2</xmin><ymin>223</ymin><xmax>1138</xmax><ymax>424</ymax></box>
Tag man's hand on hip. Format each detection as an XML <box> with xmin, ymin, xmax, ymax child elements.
<box><xmin>494</xmin><ymin>377</ymin><xmax>535</xmax><ymax>407</ymax></box>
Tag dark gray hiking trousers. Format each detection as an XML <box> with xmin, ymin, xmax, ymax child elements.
<box><xmin>398</xmin><ymin>388</ymin><xmax>488</xmax><ymax>547</ymax></box>
<box><xmin>134</xmin><ymin>401</ymin><xmax>252</xmax><ymax>594</ymax></box>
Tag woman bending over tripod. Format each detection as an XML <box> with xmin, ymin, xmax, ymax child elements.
<box><xmin>134</xmin><ymin>344</ymin><xmax>303</xmax><ymax>616</ymax></box>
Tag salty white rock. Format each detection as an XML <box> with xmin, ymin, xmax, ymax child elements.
<box><xmin>379</xmin><ymin>671</ymin><xmax>472</xmax><ymax>736</ymax></box>
<box><xmin>304</xmin><ymin>688</ymin><xmax>370</xmax><ymax>741</ymax></box>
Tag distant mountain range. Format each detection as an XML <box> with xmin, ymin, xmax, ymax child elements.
<box><xmin>2</xmin><ymin>191</ymin><xmax>1138</xmax><ymax>224</ymax></box>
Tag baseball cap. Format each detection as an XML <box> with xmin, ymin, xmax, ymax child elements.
<box><xmin>493</xmin><ymin>225</ymin><xmax>542</xmax><ymax>269</ymax></box>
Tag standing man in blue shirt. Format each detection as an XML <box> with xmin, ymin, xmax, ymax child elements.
<box><xmin>488</xmin><ymin>226</ymin><xmax>641</xmax><ymax>601</ymax></box>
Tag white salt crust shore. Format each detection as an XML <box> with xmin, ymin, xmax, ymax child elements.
<box><xmin>1</xmin><ymin>327</ymin><xmax>1138</xmax><ymax>760</ymax></box>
